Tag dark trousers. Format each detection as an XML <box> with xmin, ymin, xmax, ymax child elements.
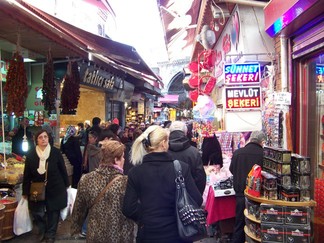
<box><xmin>231</xmin><ymin>196</ymin><xmax>245</xmax><ymax>243</ymax></box>
<box><xmin>30</xmin><ymin>201</ymin><xmax>60</xmax><ymax>240</ymax></box>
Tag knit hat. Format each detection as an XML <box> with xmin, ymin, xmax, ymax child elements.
<box><xmin>249</xmin><ymin>131</ymin><xmax>266</xmax><ymax>144</ymax></box>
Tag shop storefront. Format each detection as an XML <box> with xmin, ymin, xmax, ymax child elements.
<box><xmin>264</xmin><ymin>0</ymin><xmax>324</xmax><ymax>240</ymax></box>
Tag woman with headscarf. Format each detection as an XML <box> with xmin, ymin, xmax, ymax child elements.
<box><xmin>70</xmin><ymin>140</ymin><xmax>135</xmax><ymax>242</ymax></box>
<box><xmin>22</xmin><ymin>129</ymin><xmax>70</xmax><ymax>243</ymax></box>
<box><xmin>61</xmin><ymin>125</ymin><xmax>83</xmax><ymax>188</ymax></box>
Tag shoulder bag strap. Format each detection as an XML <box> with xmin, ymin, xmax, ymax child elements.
<box><xmin>44</xmin><ymin>162</ymin><xmax>48</xmax><ymax>186</ymax></box>
<box><xmin>173</xmin><ymin>160</ymin><xmax>183</xmax><ymax>178</ymax></box>
<box><xmin>90</xmin><ymin>175</ymin><xmax>122</xmax><ymax>209</ymax></box>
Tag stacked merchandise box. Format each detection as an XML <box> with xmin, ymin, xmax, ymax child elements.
<box><xmin>260</xmin><ymin>204</ymin><xmax>312</xmax><ymax>243</ymax></box>
<box><xmin>291</xmin><ymin>154</ymin><xmax>311</xmax><ymax>201</ymax></box>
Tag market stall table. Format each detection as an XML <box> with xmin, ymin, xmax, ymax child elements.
<box><xmin>205</xmin><ymin>186</ymin><xmax>236</xmax><ymax>235</ymax></box>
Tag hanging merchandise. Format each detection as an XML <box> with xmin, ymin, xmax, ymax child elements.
<box><xmin>60</xmin><ymin>61</ymin><xmax>81</xmax><ymax>114</ymax></box>
<box><xmin>199</xmin><ymin>75</ymin><xmax>216</xmax><ymax>95</ymax></box>
<box><xmin>188</xmin><ymin>74</ymin><xmax>200</xmax><ymax>89</ymax></box>
<box><xmin>42</xmin><ymin>51</ymin><xmax>56</xmax><ymax>116</ymax></box>
<box><xmin>196</xmin><ymin>25</ymin><xmax>216</xmax><ymax>50</ymax></box>
<box><xmin>188</xmin><ymin>61</ymin><xmax>201</xmax><ymax>73</ymax></box>
<box><xmin>189</xmin><ymin>89</ymin><xmax>199</xmax><ymax>102</ymax></box>
<box><xmin>193</xmin><ymin>95</ymin><xmax>216</xmax><ymax>121</ymax></box>
<box><xmin>4</xmin><ymin>51</ymin><xmax>28</xmax><ymax>116</ymax></box>
<box><xmin>199</xmin><ymin>50</ymin><xmax>217</xmax><ymax>71</ymax></box>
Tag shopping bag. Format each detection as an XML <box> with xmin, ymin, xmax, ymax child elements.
<box><xmin>13</xmin><ymin>198</ymin><xmax>33</xmax><ymax>235</ymax></box>
<box><xmin>246</xmin><ymin>164</ymin><xmax>262</xmax><ymax>197</ymax></box>
<box><xmin>60</xmin><ymin>187</ymin><xmax>77</xmax><ymax>220</ymax></box>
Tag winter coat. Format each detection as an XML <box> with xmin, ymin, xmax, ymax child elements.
<box><xmin>71</xmin><ymin>166</ymin><xmax>135</xmax><ymax>243</ymax></box>
<box><xmin>201</xmin><ymin>135</ymin><xmax>223</xmax><ymax>166</ymax></box>
<box><xmin>22</xmin><ymin>146</ymin><xmax>70</xmax><ymax>211</ymax></box>
<box><xmin>229</xmin><ymin>142</ymin><xmax>264</xmax><ymax>196</ymax></box>
<box><xmin>168</xmin><ymin>130</ymin><xmax>206</xmax><ymax>194</ymax></box>
<box><xmin>86</xmin><ymin>143</ymin><xmax>102</xmax><ymax>172</ymax></box>
<box><xmin>122</xmin><ymin>152</ymin><xmax>202</xmax><ymax>243</ymax></box>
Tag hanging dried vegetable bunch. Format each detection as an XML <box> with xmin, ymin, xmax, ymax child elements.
<box><xmin>60</xmin><ymin>61</ymin><xmax>81</xmax><ymax>114</ymax></box>
<box><xmin>4</xmin><ymin>51</ymin><xmax>28</xmax><ymax>117</ymax></box>
<box><xmin>42</xmin><ymin>51</ymin><xmax>56</xmax><ymax>116</ymax></box>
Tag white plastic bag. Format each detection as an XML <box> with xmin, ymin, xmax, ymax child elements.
<box><xmin>13</xmin><ymin>197</ymin><xmax>33</xmax><ymax>235</ymax></box>
<box><xmin>60</xmin><ymin>187</ymin><xmax>77</xmax><ymax>220</ymax></box>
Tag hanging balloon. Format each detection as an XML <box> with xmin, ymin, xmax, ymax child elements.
<box><xmin>188</xmin><ymin>74</ymin><xmax>200</xmax><ymax>88</ymax></box>
<box><xmin>189</xmin><ymin>89</ymin><xmax>199</xmax><ymax>102</ymax></box>
<box><xmin>188</xmin><ymin>61</ymin><xmax>201</xmax><ymax>73</ymax></box>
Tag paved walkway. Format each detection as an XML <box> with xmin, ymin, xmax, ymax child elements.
<box><xmin>4</xmin><ymin>216</ymin><xmax>224</xmax><ymax>243</ymax></box>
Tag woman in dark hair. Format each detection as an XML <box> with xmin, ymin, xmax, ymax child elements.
<box><xmin>22</xmin><ymin>129</ymin><xmax>70</xmax><ymax>243</ymax></box>
<box><xmin>201</xmin><ymin>134</ymin><xmax>223</xmax><ymax>166</ymax></box>
<box><xmin>123</xmin><ymin>128</ymin><xmax>143</xmax><ymax>175</ymax></box>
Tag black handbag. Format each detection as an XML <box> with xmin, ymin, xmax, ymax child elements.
<box><xmin>173</xmin><ymin>160</ymin><xmax>207</xmax><ymax>242</ymax></box>
<box><xmin>29</xmin><ymin>162</ymin><xmax>48</xmax><ymax>202</ymax></box>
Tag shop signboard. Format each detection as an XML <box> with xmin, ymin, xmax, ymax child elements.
<box><xmin>225</xmin><ymin>86</ymin><xmax>261</xmax><ymax>110</ymax></box>
<box><xmin>225</xmin><ymin>110</ymin><xmax>262</xmax><ymax>132</ymax></box>
<box><xmin>224</xmin><ymin>63</ymin><xmax>261</xmax><ymax>85</ymax></box>
<box><xmin>79</xmin><ymin>62</ymin><xmax>125</xmax><ymax>92</ymax></box>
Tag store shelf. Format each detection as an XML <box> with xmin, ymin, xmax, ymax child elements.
<box><xmin>244</xmin><ymin>226</ymin><xmax>261</xmax><ymax>242</ymax></box>
<box><xmin>244</xmin><ymin>209</ymin><xmax>260</xmax><ymax>224</ymax></box>
<box><xmin>244</xmin><ymin>190</ymin><xmax>317</xmax><ymax>207</ymax></box>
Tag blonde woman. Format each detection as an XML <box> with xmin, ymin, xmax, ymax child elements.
<box><xmin>71</xmin><ymin>140</ymin><xmax>135</xmax><ymax>243</ymax></box>
<box><xmin>122</xmin><ymin>125</ymin><xmax>203</xmax><ymax>243</ymax></box>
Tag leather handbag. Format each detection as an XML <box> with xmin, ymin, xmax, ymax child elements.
<box><xmin>29</xmin><ymin>163</ymin><xmax>48</xmax><ymax>202</ymax></box>
<box><xmin>173</xmin><ymin>160</ymin><xmax>207</xmax><ymax>242</ymax></box>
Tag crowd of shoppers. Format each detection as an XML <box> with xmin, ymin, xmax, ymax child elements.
<box><xmin>19</xmin><ymin>114</ymin><xmax>267</xmax><ymax>243</ymax></box>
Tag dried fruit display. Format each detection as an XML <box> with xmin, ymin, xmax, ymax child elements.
<box><xmin>60</xmin><ymin>61</ymin><xmax>80</xmax><ymax>114</ymax></box>
<box><xmin>4</xmin><ymin>51</ymin><xmax>28</xmax><ymax>116</ymax></box>
<box><xmin>42</xmin><ymin>51</ymin><xmax>56</xmax><ymax>115</ymax></box>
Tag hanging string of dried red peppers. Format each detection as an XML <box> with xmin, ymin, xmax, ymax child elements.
<box><xmin>60</xmin><ymin>61</ymin><xmax>81</xmax><ymax>114</ymax></box>
<box><xmin>4</xmin><ymin>51</ymin><xmax>28</xmax><ymax>117</ymax></box>
<box><xmin>42</xmin><ymin>51</ymin><xmax>56</xmax><ymax>116</ymax></box>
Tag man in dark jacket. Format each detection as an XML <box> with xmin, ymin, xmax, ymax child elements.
<box><xmin>229</xmin><ymin>130</ymin><xmax>266</xmax><ymax>243</ymax></box>
<box><xmin>168</xmin><ymin>121</ymin><xmax>206</xmax><ymax>194</ymax></box>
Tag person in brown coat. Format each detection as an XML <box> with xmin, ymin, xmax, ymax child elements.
<box><xmin>70</xmin><ymin>140</ymin><xmax>135</xmax><ymax>243</ymax></box>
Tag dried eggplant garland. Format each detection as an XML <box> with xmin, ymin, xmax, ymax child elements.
<box><xmin>60</xmin><ymin>61</ymin><xmax>81</xmax><ymax>114</ymax></box>
<box><xmin>4</xmin><ymin>51</ymin><xmax>28</xmax><ymax>117</ymax></box>
<box><xmin>42</xmin><ymin>51</ymin><xmax>56</xmax><ymax>115</ymax></box>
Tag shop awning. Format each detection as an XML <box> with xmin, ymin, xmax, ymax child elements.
<box><xmin>21</xmin><ymin>1</ymin><xmax>163</xmax><ymax>86</ymax></box>
<box><xmin>0</xmin><ymin>0</ymin><xmax>163</xmax><ymax>93</ymax></box>
<box><xmin>158</xmin><ymin>94</ymin><xmax>179</xmax><ymax>104</ymax></box>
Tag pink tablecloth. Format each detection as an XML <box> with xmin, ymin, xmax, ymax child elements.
<box><xmin>205</xmin><ymin>186</ymin><xmax>236</xmax><ymax>225</ymax></box>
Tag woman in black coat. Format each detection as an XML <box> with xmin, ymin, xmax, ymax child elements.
<box><xmin>22</xmin><ymin>129</ymin><xmax>70</xmax><ymax>243</ymax></box>
<box><xmin>61</xmin><ymin>125</ymin><xmax>83</xmax><ymax>188</ymax></box>
<box><xmin>122</xmin><ymin>125</ymin><xmax>203</xmax><ymax>243</ymax></box>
